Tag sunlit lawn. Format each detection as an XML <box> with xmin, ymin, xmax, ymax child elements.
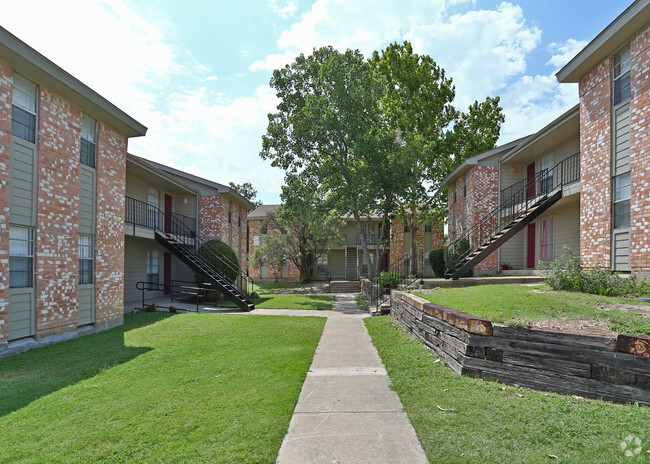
<box><xmin>0</xmin><ymin>312</ymin><xmax>326</xmax><ymax>463</ymax></box>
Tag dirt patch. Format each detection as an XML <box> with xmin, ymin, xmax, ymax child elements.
<box><xmin>596</xmin><ymin>302</ymin><xmax>650</xmax><ymax>316</ymax></box>
<box><xmin>512</xmin><ymin>317</ymin><xmax>618</xmax><ymax>337</ymax></box>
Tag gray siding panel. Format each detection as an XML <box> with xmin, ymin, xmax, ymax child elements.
<box><xmin>613</xmin><ymin>103</ymin><xmax>631</xmax><ymax>176</ymax></box>
<box><xmin>613</xmin><ymin>229</ymin><xmax>630</xmax><ymax>271</ymax></box>
<box><xmin>10</xmin><ymin>138</ymin><xmax>37</xmax><ymax>226</ymax></box>
<box><xmin>79</xmin><ymin>166</ymin><xmax>96</xmax><ymax>234</ymax></box>
<box><xmin>8</xmin><ymin>289</ymin><xmax>35</xmax><ymax>340</ymax></box>
<box><xmin>78</xmin><ymin>285</ymin><xmax>96</xmax><ymax>325</ymax></box>
<box><xmin>123</xmin><ymin>236</ymin><xmax>166</xmax><ymax>306</ymax></box>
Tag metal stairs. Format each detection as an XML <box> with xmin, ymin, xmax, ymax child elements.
<box><xmin>345</xmin><ymin>246</ymin><xmax>359</xmax><ymax>280</ymax></box>
<box><xmin>155</xmin><ymin>231</ymin><xmax>254</xmax><ymax>311</ymax></box>
<box><xmin>445</xmin><ymin>191</ymin><xmax>561</xmax><ymax>280</ymax></box>
<box><xmin>445</xmin><ymin>152</ymin><xmax>580</xmax><ymax>280</ymax></box>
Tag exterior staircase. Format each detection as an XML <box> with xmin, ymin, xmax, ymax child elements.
<box><xmin>329</xmin><ymin>280</ymin><xmax>361</xmax><ymax>293</ymax></box>
<box><xmin>345</xmin><ymin>246</ymin><xmax>359</xmax><ymax>280</ymax></box>
<box><xmin>445</xmin><ymin>153</ymin><xmax>580</xmax><ymax>280</ymax></box>
<box><xmin>126</xmin><ymin>197</ymin><xmax>255</xmax><ymax>311</ymax></box>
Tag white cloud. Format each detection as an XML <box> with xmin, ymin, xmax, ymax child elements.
<box><xmin>546</xmin><ymin>39</ymin><xmax>589</xmax><ymax>70</ymax></box>
<box><xmin>268</xmin><ymin>0</ymin><xmax>298</xmax><ymax>18</ymax></box>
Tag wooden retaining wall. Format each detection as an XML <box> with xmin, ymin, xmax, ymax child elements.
<box><xmin>390</xmin><ymin>291</ymin><xmax>650</xmax><ymax>405</ymax></box>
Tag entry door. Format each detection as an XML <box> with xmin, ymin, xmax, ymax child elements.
<box><xmin>527</xmin><ymin>223</ymin><xmax>536</xmax><ymax>268</ymax></box>
<box><xmin>163</xmin><ymin>252</ymin><xmax>172</xmax><ymax>295</ymax></box>
<box><xmin>164</xmin><ymin>194</ymin><xmax>173</xmax><ymax>233</ymax></box>
<box><xmin>526</xmin><ymin>162</ymin><xmax>536</xmax><ymax>200</ymax></box>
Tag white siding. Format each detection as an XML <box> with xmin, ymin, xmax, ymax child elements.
<box><xmin>79</xmin><ymin>165</ymin><xmax>96</xmax><ymax>234</ymax></box>
<box><xmin>123</xmin><ymin>236</ymin><xmax>168</xmax><ymax>306</ymax></box>
<box><xmin>8</xmin><ymin>288</ymin><xmax>34</xmax><ymax>340</ymax></box>
<box><xmin>78</xmin><ymin>285</ymin><xmax>95</xmax><ymax>325</ymax></box>
<box><xmin>9</xmin><ymin>138</ymin><xmax>37</xmax><ymax>226</ymax></box>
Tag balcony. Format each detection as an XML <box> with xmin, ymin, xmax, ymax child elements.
<box><xmin>125</xmin><ymin>196</ymin><xmax>197</xmax><ymax>239</ymax></box>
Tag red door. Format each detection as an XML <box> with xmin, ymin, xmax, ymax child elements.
<box><xmin>163</xmin><ymin>252</ymin><xmax>172</xmax><ymax>295</ymax></box>
<box><xmin>164</xmin><ymin>194</ymin><xmax>173</xmax><ymax>232</ymax></box>
<box><xmin>527</xmin><ymin>223</ymin><xmax>536</xmax><ymax>268</ymax></box>
<box><xmin>526</xmin><ymin>162</ymin><xmax>536</xmax><ymax>200</ymax></box>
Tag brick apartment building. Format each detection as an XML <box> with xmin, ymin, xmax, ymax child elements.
<box><xmin>248</xmin><ymin>204</ymin><xmax>443</xmax><ymax>281</ymax></box>
<box><xmin>444</xmin><ymin>0</ymin><xmax>649</xmax><ymax>280</ymax></box>
<box><xmin>0</xmin><ymin>26</ymin><xmax>147</xmax><ymax>354</ymax></box>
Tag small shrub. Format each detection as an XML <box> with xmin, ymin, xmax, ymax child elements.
<box><xmin>197</xmin><ymin>240</ymin><xmax>239</xmax><ymax>284</ymax></box>
<box><xmin>144</xmin><ymin>303</ymin><xmax>157</xmax><ymax>312</ymax></box>
<box><xmin>444</xmin><ymin>238</ymin><xmax>473</xmax><ymax>277</ymax></box>
<box><xmin>428</xmin><ymin>249</ymin><xmax>445</xmax><ymax>278</ymax></box>
<box><xmin>168</xmin><ymin>305</ymin><xmax>178</xmax><ymax>313</ymax></box>
<box><xmin>373</xmin><ymin>271</ymin><xmax>404</xmax><ymax>289</ymax></box>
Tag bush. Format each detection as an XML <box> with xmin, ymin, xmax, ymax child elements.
<box><xmin>144</xmin><ymin>303</ymin><xmax>157</xmax><ymax>312</ymax></box>
<box><xmin>444</xmin><ymin>238</ymin><xmax>473</xmax><ymax>277</ymax></box>
<box><xmin>169</xmin><ymin>305</ymin><xmax>178</xmax><ymax>313</ymax></box>
<box><xmin>197</xmin><ymin>240</ymin><xmax>239</xmax><ymax>284</ymax></box>
<box><xmin>539</xmin><ymin>245</ymin><xmax>647</xmax><ymax>297</ymax></box>
<box><xmin>373</xmin><ymin>271</ymin><xmax>404</xmax><ymax>289</ymax></box>
<box><xmin>428</xmin><ymin>249</ymin><xmax>445</xmax><ymax>278</ymax></box>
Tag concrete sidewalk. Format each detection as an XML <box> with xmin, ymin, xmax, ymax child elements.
<box><xmin>277</xmin><ymin>294</ymin><xmax>428</xmax><ymax>464</ymax></box>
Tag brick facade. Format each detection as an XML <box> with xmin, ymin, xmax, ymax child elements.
<box><xmin>247</xmin><ymin>219</ymin><xmax>299</xmax><ymax>281</ymax></box>
<box><xmin>467</xmin><ymin>166</ymin><xmax>499</xmax><ymax>271</ymax></box>
<box><xmin>34</xmin><ymin>88</ymin><xmax>82</xmax><ymax>336</ymax></box>
<box><xmin>0</xmin><ymin>62</ymin><xmax>11</xmax><ymax>344</ymax></box>
<box><xmin>629</xmin><ymin>25</ymin><xmax>650</xmax><ymax>276</ymax></box>
<box><xmin>247</xmin><ymin>219</ymin><xmax>262</xmax><ymax>279</ymax></box>
<box><xmin>198</xmin><ymin>195</ymin><xmax>247</xmax><ymax>265</ymax></box>
<box><xmin>389</xmin><ymin>218</ymin><xmax>444</xmax><ymax>266</ymax></box>
<box><xmin>95</xmin><ymin>123</ymin><xmax>127</xmax><ymax>326</ymax></box>
<box><xmin>578</xmin><ymin>59</ymin><xmax>613</xmax><ymax>268</ymax></box>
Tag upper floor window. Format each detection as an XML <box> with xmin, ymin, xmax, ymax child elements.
<box><xmin>9</xmin><ymin>226</ymin><xmax>34</xmax><ymax>288</ymax></box>
<box><xmin>12</xmin><ymin>75</ymin><xmax>37</xmax><ymax>144</ymax></box>
<box><xmin>463</xmin><ymin>176</ymin><xmax>467</xmax><ymax>198</ymax></box>
<box><xmin>228</xmin><ymin>204</ymin><xmax>232</xmax><ymax>223</ymax></box>
<box><xmin>81</xmin><ymin>115</ymin><xmax>97</xmax><ymax>168</ymax></box>
<box><xmin>613</xmin><ymin>47</ymin><xmax>631</xmax><ymax>106</ymax></box>
<box><xmin>79</xmin><ymin>234</ymin><xmax>94</xmax><ymax>284</ymax></box>
<box><xmin>425</xmin><ymin>223</ymin><xmax>432</xmax><ymax>233</ymax></box>
<box><xmin>613</xmin><ymin>172</ymin><xmax>631</xmax><ymax>228</ymax></box>
<box><xmin>261</xmin><ymin>224</ymin><xmax>267</xmax><ymax>235</ymax></box>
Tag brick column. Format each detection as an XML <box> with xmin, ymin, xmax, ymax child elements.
<box><xmin>630</xmin><ymin>26</ymin><xmax>650</xmax><ymax>277</ymax></box>
<box><xmin>95</xmin><ymin>122</ymin><xmax>126</xmax><ymax>328</ymax></box>
<box><xmin>0</xmin><ymin>63</ymin><xmax>12</xmax><ymax>344</ymax></box>
<box><xmin>468</xmin><ymin>166</ymin><xmax>499</xmax><ymax>271</ymax></box>
<box><xmin>390</xmin><ymin>219</ymin><xmax>404</xmax><ymax>264</ymax></box>
<box><xmin>247</xmin><ymin>220</ymin><xmax>261</xmax><ymax>279</ymax></box>
<box><xmin>198</xmin><ymin>194</ymin><xmax>227</xmax><ymax>242</ymax></box>
<box><xmin>579</xmin><ymin>59</ymin><xmax>613</xmax><ymax>268</ymax></box>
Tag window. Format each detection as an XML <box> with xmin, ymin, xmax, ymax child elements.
<box><xmin>453</xmin><ymin>189</ymin><xmax>457</xmax><ymax>204</ymax></box>
<box><xmin>12</xmin><ymin>75</ymin><xmax>37</xmax><ymax>143</ymax></box>
<box><xmin>425</xmin><ymin>223</ymin><xmax>432</xmax><ymax>233</ymax></box>
<box><xmin>228</xmin><ymin>204</ymin><xmax>232</xmax><ymax>223</ymax></box>
<box><xmin>9</xmin><ymin>226</ymin><xmax>34</xmax><ymax>288</ymax></box>
<box><xmin>463</xmin><ymin>176</ymin><xmax>467</xmax><ymax>198</ymax></box>
<box><xmin>81</xmin><ymin>115</ymin><xmax>97</xmax><ymax>168</ymax></box>
<box><xmin>79</xmin><ymin>235</ymin><xmax>94</xmax><ymax>284</ymax></box>
<box><xmin>613</xmin><ymin>47</ymin><xmax>631</xmax><ymax>105</ymax></box>
<box><xmin>541</xmin><ymin>219</ymin><xmax>554</xmax><ymax>262</ymax></box>
<box><xmin>316</xmin><ymin>255</ymin><xmax>328</xmax><ymax>275</ymax></box>
<box><xmin>613</xmin><ymin>172</ymin><xmax>631</xmax><ymax>228</ymax></box>
<box><xmin>261</xmin><ymin>224</ymin><xmax>267</xmax><ymax>234</ymax></box>
<box><xmin>541</xmin><ymin>153</ymin><xmax>554</xmax><ymax>194</ymax></box>
<box><xmin>147</xmin><ymin>251</ymin><xmax>160</xmax><ymax>287</ymax></box>
<box><xmin>404</xmin><ymin>223</ymin><xmax>410</xmax><ymax>233</ymax></box>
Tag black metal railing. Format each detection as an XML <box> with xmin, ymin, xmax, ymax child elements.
<box><xmin>369</xmin><ymin>248</ymin><xmax>425</xmax><ymax>311</ymax></box>
<box><xmin>126</xmin><ymin>196</ymin><xmax>254</xmax><ymax>300</ymax></box>
<box><xmin>446</xmin><ymin>153</ymin><xmax>580</xmax><ymax>274</ymax></box>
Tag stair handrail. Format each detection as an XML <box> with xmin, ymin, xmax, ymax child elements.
<box><xmin>446</xmin><ymin>152</ymin><xmax>580</xmax><ymax>274</ymax></box>
<box><xmin>125</xmin><ymin>196</ymin><xmax>255</xmax><ymax>301</ymax></box>
<box><xmin>368</xmin><ymin>248</ymin><xmax>425</xmax><ymax>311</ymax></box>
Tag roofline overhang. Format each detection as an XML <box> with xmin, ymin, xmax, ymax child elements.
<box><xmin>556</xmin><ymin>0</ymin><xmax>650</xmax><ymax>83</ymax></box>
<box><xmin>0</xmin><ymin>26</ymin><xmax>147</xmax><ymax>138</ymax></box>
<box><xmin>127</xmin><ymin>153</ymin><xmax>198</xmax><ymax>196</ymax></box>
<box><xmin>500</xmin><ymin>104</ymin><xmax>580</xmax><ymax>164</ymax></box>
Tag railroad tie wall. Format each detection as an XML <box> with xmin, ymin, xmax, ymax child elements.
<box><xmin>390</xmin><ymin>291</ymin><xmax>650</xmax><ymax>405</ymax></box>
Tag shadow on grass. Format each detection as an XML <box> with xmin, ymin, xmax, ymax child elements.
<box><xmin>216</xmin><ymin>294</ymin><xmax>335</xmax><ymax>310</ymax></box>
<box><xmin>0</xmin><ymin>312</ymin><xmax>173</xmax><ymax>418</ymax></box>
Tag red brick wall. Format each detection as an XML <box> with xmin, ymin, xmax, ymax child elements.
<box><xmin>630</xmin><ymin>25</ymin><xmax>650</xmax><ymax>275</ymax></box>
<box><xmin>389</xmin><ymin>219</ymin><xmax>404</xmax><ymax>265</ymax></box>
<box><xmin>390</xmin><ymin>218</ymin><xmax>444</xmax><ymax>265</ymax></box>
<box><xmin>579</xmin><ymin>58</ymin><xmax>613</xmax><ymax>268</ymax></box>
<box><xmin>467</xmin><ymin>166</ymin><xmax>499</xmax><ymax>271</ymax></box>
<box><xmin>34</xmin><ymin>88</ymin><xmax>81</xmax><ymax>336</ymax></box>
<box><xmin>198</xmin><ymin>195</ymin><xmax>247</xmax><ymax>265</ymax></box>
<box><xmin>247</xmin><ymin>219</ymin><xmax>261</xmax><ymax>279</ymax></box>
<box><xmin>0</xmin><ymin>63</ymin><xmax>12</xmax><ymax>344</ymax></box>
<box><xmin>95</xmin><ymin>122</ymin><xmax>127</xmax><ymax>326</ymax></box>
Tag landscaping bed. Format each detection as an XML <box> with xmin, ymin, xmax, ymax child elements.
<box><xmin>0</xmin><ymin>312</ymin><xmax>326</xmax><ymax>463</ymax></box>
<box><xmin>366</xmin><ymin>316</ymin><xmax>650</xmax><ymax>463</ymax></box>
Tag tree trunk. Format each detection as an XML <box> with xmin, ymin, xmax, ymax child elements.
<box><xmin>353</xmin><ymin>210</ymin><xmax>375</xmax><ymax>279</ymax></box>
<box><xmin>409</xmin><ymin>211</ymin><xmax>418</xmax><ymax>276</ymax></box>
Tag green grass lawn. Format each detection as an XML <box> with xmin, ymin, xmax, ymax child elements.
<box><xmin>366</xmin><ymin>316</ymin><xmax>650</xmax><ymax>464</ymax></box>
<box><xmin>216</xmin><ymin>293</ymin><xmax>335</xmax><ymax>310</ymax></box>
<box><xmin>416</xmin><ymin>284</ymin><xmax>650</xmax><ymax>335</ymax></box>
<box><xmin>0</xmin><ymin>312</ymin><xmax>326</xmax><ymax>463</ymax></box>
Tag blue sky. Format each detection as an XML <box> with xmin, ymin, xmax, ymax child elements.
<box><xmin>3</xmin><ymin>0</ymin><xmax>633</xmax><ymax>204</ymax></box>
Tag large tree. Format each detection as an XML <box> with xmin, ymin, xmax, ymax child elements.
<box><xmin>265</xmin><ymin>173</ymin><xmax>344</xmax><ymax>283</ymax></box>
<box><xmin>260</xmin><ymin>46</ymin><xmax>389</xmax><ymax>279</ymax></box>
<box><xmin>372</xmin><ymin>42</ymin><xmax>504</xmax><ymax>274</ymax></box>
<box><xmin>229</xmin><ymin>181</ymin><xmax>262</xmax><ymax>210</ymax></box>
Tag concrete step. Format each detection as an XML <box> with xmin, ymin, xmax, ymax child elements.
<box><xmin>329</xmin><ymin>281</ymin><xmax>361</xmax><ymax>293</ymax></box>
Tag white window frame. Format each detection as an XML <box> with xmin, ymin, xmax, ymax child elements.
<box><xmin>79</xmin><ymin>234</ymin><xmax>94</xmax><ymax>284</ymax></box>
<box><xmin>12</xmin><ymin>74</ymin><xmax>38</xmax><ymax>144</ymax></box>
<box><xmin>147</xmin><ymin>250</ymin><xmax>160</xmax><ymax>288</ymax></box>
<box><xmin>81</xmin><ymin>114</ymin><xmax>97</xmax><ymax>168</ymax></box>
<box><xmin>540</xmin><ymin>218</ymin><xmax>554</xmax><ymax>263</ymax></box>
<box><xmin>9</xmin><ymin>226</ymin><xmax>34</xmax><ymax>288</ymax></box>
<box><xmin>613</xmin><ymin>46</ymin><xmax>631</xmax><ymax>106</ymax></box>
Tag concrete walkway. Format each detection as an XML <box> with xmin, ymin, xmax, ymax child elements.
<box><xmin>277</xmin><ymin>294</ymin><xmax>428</xmax><ymax>464</ymax></box>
